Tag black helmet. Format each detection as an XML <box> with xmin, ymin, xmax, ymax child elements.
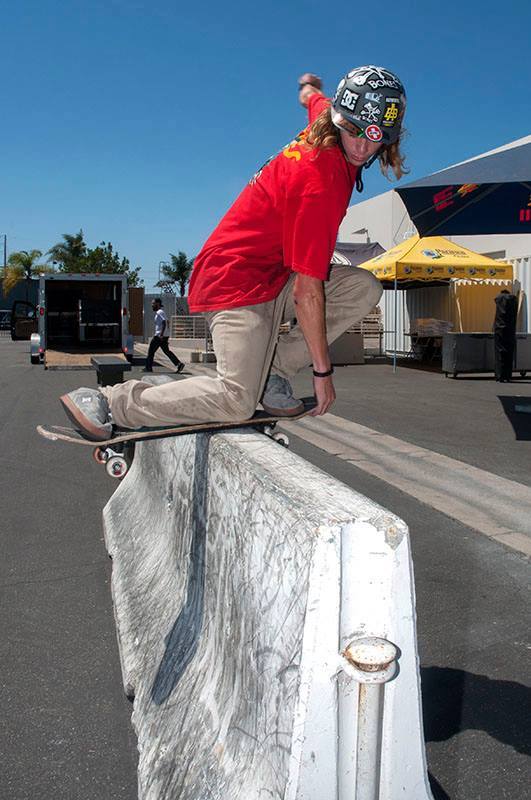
<box><xmin>332</xmin><ymin>65</ymin><xmax>406</xmax><ymax>146</ymax></box>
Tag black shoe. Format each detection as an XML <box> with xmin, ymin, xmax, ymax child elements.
<box><xmin>176</xmin><ymin>362</ymin><xmax>185</xmax><ymax>374</ymax></box>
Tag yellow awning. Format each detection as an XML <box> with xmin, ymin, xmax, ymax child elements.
<box><xmin>357</xmin><ymin>235</ymin><xmax>513</xmax><ymax>282</ymax></box>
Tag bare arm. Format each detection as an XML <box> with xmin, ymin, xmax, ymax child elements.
<box><xmin>292</xmin><ymin>273</ymin><xmax>335</xmax><ymax>415</ymax></box>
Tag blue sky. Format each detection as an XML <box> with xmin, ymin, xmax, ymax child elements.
<box><xmin>2</xmin><ymin>0</ymin><xmax>530</xmax><ymax>290</ymax></box>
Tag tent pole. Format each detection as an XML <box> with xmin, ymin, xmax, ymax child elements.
<box><xmin>393</xmin><ymin>276</ymin><xmax>398</xmax><ymax>373</ymax></box>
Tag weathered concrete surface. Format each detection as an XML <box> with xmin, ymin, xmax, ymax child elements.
<box><xmin>103</xmin><ymin>427</ymin><xmax>433</xmax><ymax>799</ymax></box>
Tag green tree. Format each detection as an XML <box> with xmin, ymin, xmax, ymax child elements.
<box><xmin>47</xmin><ymin>230</ymin><xmax>87</xmax><ymax>271</ymax></box>
<box><xmin>85</xmin><ymin>241</ymin><xmax>143</xmax><ymax>287</ymax></box>
<box><xmin>48</xmin><ymin>231</ymin><xmax>143</xmax><ymax>286</ymax></box>
<box><xmin>156</xmin><ymin>251</ymin><xmax>194</xmax><ymax>297</ymax></box>
<box><xmin>2</xmin><ymin>249</ymin><xmax>53</xmax><ymax>297</ymax></box>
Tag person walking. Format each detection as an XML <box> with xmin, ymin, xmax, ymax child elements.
<box><xmin>143</xmin><ymin>298</ymin><xmax>185</xmax><ymax>374</ymax></box>
<box><xmin>59</xmin><ymin>66</ymin><xmax>408</xmax><ymax>440</ymax></box>
<box><xmin>494</xmin><ymin>289</ymin><xmax>518</xmax><ymax>382</ymax></box>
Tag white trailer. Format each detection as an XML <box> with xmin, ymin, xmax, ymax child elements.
<box><xmin>29</xmin><ymin>273</ymin><xmax>134</xmax><ymax>367</ymax></box>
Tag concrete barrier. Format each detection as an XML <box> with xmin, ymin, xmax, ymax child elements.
<box><xmin>103</xmin><ymin>426</ymin><xmax>433</xmax><ymax>800</ymax></box>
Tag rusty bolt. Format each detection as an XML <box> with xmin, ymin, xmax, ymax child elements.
<box><xmin>343</xmin><ymin>637</ymin><xmax>397</xmax><ymax>673</ymax></box>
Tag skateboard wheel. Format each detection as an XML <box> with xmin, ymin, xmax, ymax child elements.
<box><xmin>106</xmin><ymin>455</ymin><xmax>128</xmax><ymax>479</ymax></box>
<box><xmin>93</xmin><ymin>447</ymin><xmax>108</xmax><ymax>465</ymax></box>
<box><xmin>272</xmin><ymin>432</ymin><xmax>289</xmax><ymax>448</ymax></box>
<box><xmin>263</xmin><ymin>424</ymin><xmax>276</xmax><ymax>436</ymax></box>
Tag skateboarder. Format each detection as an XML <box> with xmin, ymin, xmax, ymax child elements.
<box><xmin>143</xmin><ymin>298</ymin><xmax>185</xmax><ymax>374</ymax></box>
<box><xmin>60</xmin><ymin>66</ymin><xmax>407</xmax><ymax>441</ymax></box>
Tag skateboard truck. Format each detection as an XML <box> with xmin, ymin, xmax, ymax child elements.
<box><xmin>92</xmin><ymin>444</ymin><xmax>130</xmax><ymax>478</ymax></box>
<box><xmin>263</xmin><ymin>423</ymin><xmax>290</xmax><ymax>448</ymax></box>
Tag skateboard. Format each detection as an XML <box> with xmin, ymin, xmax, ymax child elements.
<box><xmin>37</xmin><ymin>398</ymin><xmax>316</xmax><ymax>479</ymax></box>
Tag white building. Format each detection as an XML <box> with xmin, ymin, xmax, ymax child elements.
<box><xmin>338</xmin><ymin>136</ymin><xmax>531</xmax><ymax>351</ymax></box>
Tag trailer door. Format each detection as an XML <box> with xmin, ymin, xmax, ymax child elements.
<box><xmin>11</xmin><ymin>301</ymin><xmax>37</xmax><ymax>340</ymax></box>
<box><xmin>127</xmin><ymin>287</ymin><xmax>144</xmax><ymax>336</ymax></box>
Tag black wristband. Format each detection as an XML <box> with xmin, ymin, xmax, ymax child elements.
<box><xmin>313</xmin><ymin>367</ymin><xmax>334</xmax><ymax>378</ymax></box>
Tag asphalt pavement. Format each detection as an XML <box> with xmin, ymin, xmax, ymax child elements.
<box><xmin>0</xmin><ymin>338</ymin><xmax>138</xmax><ymax>799</ymax></box>
<box><xmin>1</xmin><ymin>337</ymin><xmax>530</xmax><ymax>800</ymax></box>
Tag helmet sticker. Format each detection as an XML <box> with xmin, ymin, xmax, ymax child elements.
<box><xmin>339</xmin><ymin>89</ymin><xmax>359</xmax><ymax>112</ymax></box>
<box><xmin>367</xmin><ymin>76</ymin><xmax>401</xmax><ymax>90</ymax></box>
<box><xmin>366</xmin><ymin>92</ymin><xmax>383</xmax><ymax>103</ymax></box>
<box><xmin>360</xmin><ymin>102</ymin><xmax>381</xmax><ymax>123</ymax></box>
<box><xmin>382</xmin><ymin>102</ymin><xmax>400</xmax><ymax>126</ymax></box>
<box><xmin>366</xmin><ymin>125</ymin><xmax>383</xmax><ymax>142</ymax></box>
<box><xmin>333</xmin><ymin>78</ymin><xmax>346</xmax><ymax>103</ymax></box>
<box><xmin>347</xmin><ymin>66</ymin><xmax>403</xmax><ymax>91</ymax></box>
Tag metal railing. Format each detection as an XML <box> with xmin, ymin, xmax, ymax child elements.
<box><xmin>170</xmin><ymin>315</ymin><xmax>208</xmax><ymax>339</ymax></box>
<box><xmin>170</xmin><ymin>314</ymin><xmax>384</xmax><ymax>355</ymax></box>
<box><xmin>170</xmin><ymin>315</ymin><xmax>213</xmax><ymax>352</ymax></box>
<box><xmin>348</xmin><ymin>313</ymin><xmax>384</xmax><ymax>355</ymax></box>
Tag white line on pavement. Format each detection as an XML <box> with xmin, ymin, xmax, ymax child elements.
<box><xmin>280</xmin><ymin>413</ymin><xmax>531</xmax><ymax>558</ymax></box>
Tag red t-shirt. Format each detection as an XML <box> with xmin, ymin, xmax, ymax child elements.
<box><xmin>188</xmin><ymin>94</ymin><xmax>357</xmax><ymax>313</ymax></box>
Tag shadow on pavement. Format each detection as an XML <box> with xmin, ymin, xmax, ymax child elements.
<box><xmin>449</xmin><ymin>375</ymin><xmax>531</xmax><ymax>383</ymax></box>
<box><xmin>498</xmin><ymin>395</ymin><xmax>531</xmax><ymax>440</ymax></box>
<box><xmin>392</xmin><ymin>359</ymin><xmax>443</xmax><ymax>373</ymax></box>
<box><xmin>428</xmin><ymin>771</ymin><xmax>451</xmax><ymax>800</ymax></box>
<box><xmin>421</xmin><ymin>666</ymin><xmax>531</xmax><ymax>756</ymax></box>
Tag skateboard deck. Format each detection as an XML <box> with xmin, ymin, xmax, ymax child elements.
<box><xmin>37</xmin><ymin>397</ymin><xmax>317</xmax><ymax>448</ymax></box>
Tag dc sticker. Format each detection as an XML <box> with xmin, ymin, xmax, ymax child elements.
<box><xmin>366</xmin><ymin>124</ymin><xmax>383</xmax><ymax>142</ymax></box>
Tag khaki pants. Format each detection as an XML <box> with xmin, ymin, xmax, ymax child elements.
<box><xmin>103</xmin><ymin>266</ymin><xmax>382</xmax><ymax>428</ymax></box>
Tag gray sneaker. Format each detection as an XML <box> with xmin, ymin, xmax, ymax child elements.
<box><xmin>261</xmin><ymin>374</ymin><xmax>304</xmax><ymax>417</ymax></box>
<box><xmin>60</xmin><ymin>387</ymin><xmax>113</xmax><ymax>441</ymax></box>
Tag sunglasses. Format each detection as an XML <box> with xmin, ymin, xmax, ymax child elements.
<box><xmin>331</xmin><ymin>113</ymin><xmax>365</xmax><ymax>139</ymax></box>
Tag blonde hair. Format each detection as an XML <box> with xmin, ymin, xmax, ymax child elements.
<box><xmin>305</xmin><ymin>107</ymin><xmax>408</xmax><ymax>181</ymax></box>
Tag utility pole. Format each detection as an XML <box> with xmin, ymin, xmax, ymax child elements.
<box><xmin>158</xmin><ymin>260</ymin><xmax>170</xmax><ymax>284</ymax></box>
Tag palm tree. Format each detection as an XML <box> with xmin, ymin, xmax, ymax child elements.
<box><xmin>47</xmin><ymin>230</ymin><xmax>87</xmax><ymax>271</ymax></box>
<box><xmin>2</xmin><ymin>249</ymin><xmax>52</xmax><ymax>298</ymax></box>
<box><xmin>156</xmin><ymin>251</ymin><xmax>194</xmax><ymax>297</ymax></box>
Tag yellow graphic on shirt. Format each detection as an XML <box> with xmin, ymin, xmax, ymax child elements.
<box><xmin>250</xmin><ymin>130</ymin><xmax>308</xmax><ymax>183</ymax></box>
<box><xmin>282</xmin><ymin>145</ymin><xmax>302</xmax><ymax>161</ymax></box>
<box><xmin>282</xmin><ymin>130</ymin><xmax>308</xmax><ymax>162</ymax></box>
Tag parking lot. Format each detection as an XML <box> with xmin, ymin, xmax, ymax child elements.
<box><xmin>1</xmin><ymin>337</ymin><xmax>530</xmax><ymax>800</ymax></box>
